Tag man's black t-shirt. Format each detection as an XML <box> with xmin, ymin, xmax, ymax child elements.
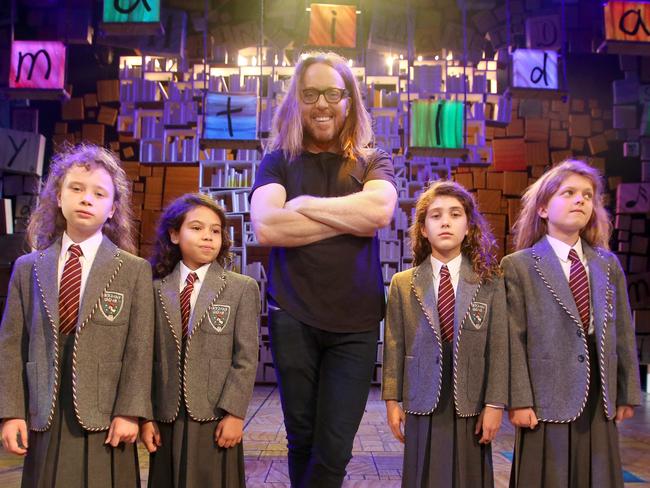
<box><xmin>250</xmin><ymin>149</ymin><xmax>396</xmax><ymax>333</ymax></box>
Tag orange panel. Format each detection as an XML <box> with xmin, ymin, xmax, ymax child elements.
<box><xmin>308</xmin><ymin>4</ymin><xmax>356</xmax><ymax>48</ymax></box>
<box><xmin>604</xmin><ymin>1</ymin><xmax>650</xmax><ymax>42</ymax></box>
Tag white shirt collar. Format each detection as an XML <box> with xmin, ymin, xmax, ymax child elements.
<box><xmin>179</xmin><ymin>261</ymin><xmax>211</xmax><ymax>287</ymax></box>
<box><xmin>430</xmin><ymin>252</ymin><xmax>463</xmax><ymax>279</ymax></box>
<box><xmin>546</xmin><ymin>234</ymin><xmax>584</xmax><ymax>263</ymax></box>
<box><xmin>60</xmin><ymin>230</ymin><xmax>103</xmax><ymax>263</ymax></box>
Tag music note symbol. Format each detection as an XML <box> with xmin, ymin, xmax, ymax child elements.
<box><xmin>625</xmin><ymin>185</ymin><xmax>648</xmax><ymax>208</ymax></box>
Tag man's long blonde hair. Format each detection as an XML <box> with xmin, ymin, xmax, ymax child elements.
<box><xmin>267</xmin><ymin>51</ymin><xmax>373</xmax><ymax>162</ymax></box>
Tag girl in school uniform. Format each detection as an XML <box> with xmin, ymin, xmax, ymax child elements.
<box><xmin>504</xmin><ymin>159</ymin><xmax>642</xmax><ymax>488</ymax></box>
<box><xmin>382</xmin><ymin>180</ymin><xmax>508</xmax><ymax>488</ymax></box>
<box><xmin>142</xmin><ymin>193</ymin><xmax>260</xmax><ymax>488</ymax></box>
<box><xmin>0</xmin><ymin>143</ymin><xmax>154</xmax><ymax>488</ymax></box>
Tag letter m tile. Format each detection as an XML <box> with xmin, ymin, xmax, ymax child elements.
<box><xmin>9</xmin><ymin>41</ymin><xmax>66</xmax><ymax>90</ymax></box>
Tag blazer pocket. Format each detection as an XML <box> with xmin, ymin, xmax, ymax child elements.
<box><xmin>403</xmin><ymin>356</ymin><xmax>418</xmax><ymax>401</ymax></box>
<box><xmin>26</xmin><ymin>362</ymin><xmax>38</xmax><ymax>416</ymax></box>
<box><xmin>98</xmin><ymin>361</ymin><xmax>123</xmax><ymax>414</ymax></box>
<box><xmin>466</xmin><ymin>356</ymin><xmax>486</xmax><ymax>402</ymax></box>
<box><xmin>530</xmin><ymin>358</ymin><xmax>553</xmax><ymax>408</ymax></box>
<box><xmin>207</xmin><ymin>358</ymin><xmax>231</xmax><ymax>405</ymax></box>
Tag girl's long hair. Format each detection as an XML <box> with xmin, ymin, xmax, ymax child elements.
<box><xmin>26</xmin><ymin>143</ymin><xmax>136</xmax><ymax>253</ymax></box>
<box><xmin>410</xmin><ymin>180</ymin><xmax>500</xmax><ymax>280</ymax></box>
<box><xmin>267</xmin><ymin>51</ymin><xmax>373</xmax><ymax>162</ymax></box>
<box><xmin>149</xmin><ymin>193</ymin><xmax>232</xmax><ymax>279</ymax></box>
<box><xmin>513</xmin><ymin>160</ymin><xmax>611</xmax><ymax>250</ymax></box>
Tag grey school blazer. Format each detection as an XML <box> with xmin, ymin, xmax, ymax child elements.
<box><xmin>0</xmin><ymin>236</ymin><xmax>154</xmax><ymax>432</ymax></box>
<box><xmin>382</xmin><ymin>256</ymin><xmax>508</xmax><ymax>416</ymax></box>
<box><xmin>151</xmin><ymin>262</ymin><xmax>260</xmax><ymax>422</ymax></box>
<box><xmin>502</xmin><ymin>236</ymin><xmax>642</xmax><ymax>422</ymax></box>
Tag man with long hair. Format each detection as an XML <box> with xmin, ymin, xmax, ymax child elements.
<box><xmin>251</xmin><ymin>52</ymin><xmax>397</xmax><ymax>487</ymax></box>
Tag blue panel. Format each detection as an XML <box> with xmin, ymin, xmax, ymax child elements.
<box><xmin>204</xmin><ymin>92</ymin><xmax>258</xmax><ymax>140</ymax></box>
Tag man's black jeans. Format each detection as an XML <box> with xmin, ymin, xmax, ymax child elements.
<box><xmin>268</xmin><ymin>308</ymin><xmax>378</xmax><ymax>488</ymax></box>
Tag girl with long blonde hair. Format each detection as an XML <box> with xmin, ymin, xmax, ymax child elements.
<box><xmin>504</xmin><ymin>160</ymin><xmax>640</xmax><ymax>487</ymax></box>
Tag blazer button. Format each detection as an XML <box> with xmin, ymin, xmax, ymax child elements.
<box><xmin>436</xmin><ymin>356</ymin><xmax>440</xmax><ymax>364</ymax></box>
<box><xmin>576</xmin><ymin>330</ymin><xmax>582</xmax><ymax>338</ymax></box>
<box><xmin>578</xmin><ymin>354</ymin><xmax>585</xmax><ymax>363</ymax></box>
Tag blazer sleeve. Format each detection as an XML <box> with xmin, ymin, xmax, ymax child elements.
<box><xmin>612</xmin><ymin>258</ymin><xmax>642</xmax><ymax>407</ymax></box>
<box><xmin>217</xmin><ymin>278</ymin><xmax>260</xmax><ymax>419</ymax></box>
<box><xmin>484</xmin><ymin>276</ymin><xmax>509</xmax><ymax>406</ymax></box>
<box><xmin>502</xmin><ymin>256</ymin><xmax>535</xmax><ymax>409</ymax></box>
<box><xmin>381</xmin><ymin>275</ymin><xmax>405</xmax><ymax>402</ymax></box>
<box><xmin>0</xmin><ymin>260</ymin><xmax>29</xmax><ymax>420</ymax></box>
<box><xmin>113</xmin><ymin>259</ymin><xmax>155</xmax><ymax>419</ymax></box>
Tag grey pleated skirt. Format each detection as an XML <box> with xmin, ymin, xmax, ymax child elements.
<box><xmin>22</xmin><ymin>334</ymin><xmax>140</xmax><ymax>488</ymax></box>
<box><xmin>147</xmin><ymin>395</ymin><xmax>245</xmax><ymax>488</ymax></box>
<box><xmin>509</xmin><ymin>338</ymin><xmax>624</xmax><ymax>488</ymax></box>
<box><xmin>402</xmin><ymin>342</ymin><xmax>494</xmax><ymax>488</ymax></box>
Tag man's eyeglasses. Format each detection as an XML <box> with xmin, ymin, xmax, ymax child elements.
<box><xmin>301</xmin><ymin>88</ymin><xmax>349</xmax><ymax>104</ymax></box>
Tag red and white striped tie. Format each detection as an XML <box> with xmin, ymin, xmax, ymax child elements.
<box><xmin>568</xmin><ymin>249</ymin><xmax>590</xmax><ymax>333</ymax></box>
<box><xmin>180</xmin><ymin>272</ymin><xmax>198</xmax><ymax>337</ymax></box>
<box><xmin>438</xmin><ymin>265</ymin><xmax>455</xmax><ymax>342</ymax></box>
<box><xmin>59</xmin><ymin>244</ymin><xmax>83</xmax><ymax>335</ymax></box>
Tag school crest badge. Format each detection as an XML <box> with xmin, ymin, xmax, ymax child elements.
<box><xmin>100</xmin><ymin>291</ymin><xmax>124</xmax><ymax>322</ymax></box>
<box><xmin>208</xmin><ymin>304</ymin><xmax>230</xmax><ymax>332</ymax></box>
<box><xmin>468</xmin><ymin>302</ymin><xmax>488</xmax><ymax>329</ymax></box>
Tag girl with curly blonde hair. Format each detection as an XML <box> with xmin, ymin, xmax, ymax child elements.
<box><xmin>382</xmin><ymin>180</ymin><xmax>507</xmax><ymax>488</ymax></box>
<box><xmin>27</xmin><ymin>143</ymin><xmax>136</xmax><ymax>253</ymax></box>
<box><xmin>1</xmin><ymin>143</ymin><xmax>153</xmax><ymax>488</ymax></box>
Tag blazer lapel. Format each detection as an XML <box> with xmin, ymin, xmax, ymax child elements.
<box><xmin>411</xmin><ymin>260</ymin><xmax>441</xmax><ymax>337</ymax></box>
<box><xmin>77</xmin><ymin>237</ymin><xmax>120</xmax><ymax>328</ymax></box>
<box><xmin>161</xmin><ymin>264</ymin><xmax>183</xmax><ymax>338</ymax></box>
<box><xmin>35</xmin><ymin>239</ymin><xmax>63</xmax><ymax>327</ymax></box>
<box><xmin>456</xmin><ymin>257</ymin><xmax>480</xmax><ymax>336</ymax></box>
<box><xmin>533</xmin><ymin>237</ymin><xmax>582</xmax><ymax>329</ymax></box>
<box><xmin>583</xmin><ymin>241</ymin><xmax>609</xmax><ymax>339</ymax></box>
<box><xmin>187</xmin><ymin>262</ymin><xmax>226</xmax><ymax>335</ymax></box>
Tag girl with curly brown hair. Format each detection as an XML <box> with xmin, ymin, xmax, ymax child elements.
<box><xmin>143</xmin><ymin>193</ymin><xmax>259</xmax><ymax>488</ymax></box>
<box><xmin>382</xmin><ymin>180</ymin><xmax>508</xmax><ymax>488</ymax></box>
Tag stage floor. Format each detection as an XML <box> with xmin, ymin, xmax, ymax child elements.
<box><xmin>1</xmin><ymin>385</ymin><xmax>648</xmax><ymax>487</ymax></box>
